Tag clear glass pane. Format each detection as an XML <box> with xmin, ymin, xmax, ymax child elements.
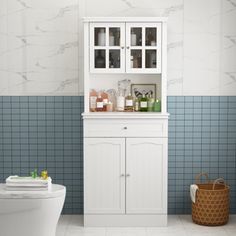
<box><xmin>109</xmin><ymin>28</ymin><xmax>120</xmax><ymax>46</ymax></box>
<box><xmin>95</xmin><ymin>27</ymin><xmax>106</xmax><ymax>46</ymax></box>
<box><xmin>131</xmin><ymin>50</ymin><xmax>142</xmax><ymax>68</ymax></box>
<box><xmin>145</xmin><ymin>50</ymin><xmax>157</xmax><ymax>68</ymax></box>
<box><xmin>145</xmin><ymin>28</ymin><xmax>157</xmax><ymax>46</ymax></box>
<box><xmin>95</xmin><ymin>49</ymin><xmax>106</xmax><ymax>68</ymax></box>
<box><xmin>130</xmin><ymin>28</ymin><xmax>142</xmax><ymax>46</ymax></box>
<box><xmin>109</xmin><ymin>50</ymin><xmax>120</xmax><ymax>68</ymax></box>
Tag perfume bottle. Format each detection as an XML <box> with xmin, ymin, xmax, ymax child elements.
<box><xmin>139</xmin><ymin>94</ymin><xmax>148</xmax><ymax>112</ymax></box>
<box><xmin>125</xmin><ymin>93</ymin><xmax>134</xmax><ymax>111</ymax></box>
<box><xmin>89</xmin><ymin>89</ymin><xmax>97</xmax><ymax>112</ymax></box>
<box><xmin>96</xmin><ymin>93</ymin><xmax>104</xmax><ymax>112</ymax></box>
<box><xmin>147</xmin><ymin>94</ymin><xmax>154</xmax><ymax>112</ymax></box>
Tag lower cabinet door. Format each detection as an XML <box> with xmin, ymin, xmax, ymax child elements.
<box><xmin>126</xmin><ymin>138</ymin><xmax>167</xmax><ymax>214</ymax></box>
<box><xmin>84</xmin><ymin>138</ymin><xmax>126</xmax><ymax>214</ymax></box>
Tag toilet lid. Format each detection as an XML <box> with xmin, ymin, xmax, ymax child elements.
<box><xmin>0</xmin><ymin>184</ymin><xmax>66</xmax><ymax>199</ymax></box>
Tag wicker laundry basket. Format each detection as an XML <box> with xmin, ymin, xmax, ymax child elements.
<box><xmin>191</xmin><ymin>173</ymin><xmax>230</xmax><ymax>226</ymax></box>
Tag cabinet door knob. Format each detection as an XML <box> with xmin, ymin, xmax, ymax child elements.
<box><xmin>121</xmin><ymin>46</ymin><xmax>124</xmax><ymax>49</ymax></box>
<box><xmin>126</xmin><ymin>174</ymin><xmax>130</xmax><ymax>177</ymax></box>
<box><xmin>123</xmin><ymin>127</ymin><xmax>127</xmax><ymax>130</ymax></box>
<box><xmin>126</xmin><ymin>46</ymin><xmax>130</xmax><ymax>49</ymax></box>
<box><xmin>121</xmin><ymin>174</ymin><xmax>125</xmax><ymax>177</ymax></box>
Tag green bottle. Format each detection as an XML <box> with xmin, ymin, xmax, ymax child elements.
<box><xmin>147</xmin><ymin>94</ymin><xmax>154</xmax><ymax>112</ymax></box>
<box><xmin>153</xmin><ymin>99</ymin><xmax>161</xmax><ymax>112</ymax></box>
<box><xmin>139</xmin><ymin>94</ymin><xmax>148</xmax><ymax>112</ymax></box>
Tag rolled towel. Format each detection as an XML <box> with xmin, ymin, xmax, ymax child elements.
<box><xmin>190</xmin><ymin>184</ymin><xmax>199</xmax><ymax>203</ymax></box>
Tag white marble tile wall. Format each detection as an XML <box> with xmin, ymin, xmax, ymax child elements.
<box><xmin>0</xmin><ymin>0</ymin><xmax>235</xmax><ymax>95</ymax></box>
<box><xmin>0</xmin><ymin>0</ymin><xmax>79</xmax><ymax>95</ymax></box>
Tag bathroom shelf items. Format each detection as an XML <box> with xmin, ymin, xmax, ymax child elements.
<box><xmin>82</xmin><ymin>17</ymin><xmax>168</xmax><ymax>227</ymax></box>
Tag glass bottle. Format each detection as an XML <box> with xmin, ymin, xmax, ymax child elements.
<box><xmin>153</xmin><ymin>99</ymin><xmax>161</xmax><ymax>112</ymax></box>
<box><xmin>96</xmin><ymin>93</ymin><xmax>104</xmax><ymax>112</ymax></box>
<box><xmin>147</xmin><ymin>94</ymin><xmax>154</xmax><ymax>112</ymax></box>
<box><xmin>137</xmin><ymin>53</ymin><xmax>142</xmax><ymax>68</ymax></box>
<box><xmin>139</xmin><ymin>94</ymin><xmax>148</xmax><ymax>112</ymax></box>
<box><xmin>89</xmin><ymin>89</ymin><xmax>97</xmax><ymax>112</ymax></box>
<box><xmin>98</xmin><ymin>28</ymin><xmax>105</xmax><ymax>46</ymax></box>
<box><xmin>109</xmin><ymin>31</ymin><xmax>115</xmax><ymax>46</ymax></box>
<box><xmin>109</xmin><ymin>52</ymin><xmax>115</xmax><ymax>68</ymax></box>
<box><xmin>134</xmin><ymin>98</ymin><xmax>140</xmax><ymax>112</ymax></box>
<box><xmin>130</xmin><ymin>55</ymin><xmax>134</xmax><ymax>68</ymax></box>
<box><xmin>125</xmin><ymin>93</ymin><xmax>134</xmax><ymax>112</ymax></box>
<box><xmin>101</xmin><ymin>91</ymin><xmax>108</xmax><ymax>111</ymax></box>
<box><xmin>116</xmin><ymin>90</ymin><xmax>125</xmax><ymax>112</ymax></box>
<box><xmin>131</xmin><ymin>29</ymin><xmax>137</xmax><ymax>46</ymax></box>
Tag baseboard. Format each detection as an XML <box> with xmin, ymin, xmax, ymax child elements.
<box><xmin>84</xmin><ymin>214</ymin><xmax>167</xmax><ymax>227</ymax></box>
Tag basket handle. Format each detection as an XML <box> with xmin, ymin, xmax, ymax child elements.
<box><xmin>195</xmin><ymin>172</ymin><xmax>210</xmax><ymax>184</ymax></box>
<box><xmin>213</xmin><ymin>178</ymin><xmax>226</xmax><ymax>190</ymax></box>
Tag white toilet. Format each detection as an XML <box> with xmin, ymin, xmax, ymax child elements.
<box><xmin>0</xmin><ymin>183</ymin><xmax>66</xmax><ymax>236</ymax></box>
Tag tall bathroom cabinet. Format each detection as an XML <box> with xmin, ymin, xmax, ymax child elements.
<box><xmin>82</xmin><ymin>17</ymin><xmax>169</xmax><ymax>226</ymax></box>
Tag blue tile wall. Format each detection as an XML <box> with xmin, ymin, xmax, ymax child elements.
<box><xmin>168</xmin><ymin>96</ymin><xmax>236</xmax><ymax>214</ymax></box>
<box><xmin>0</xmin><ymin>96</ymin><xmax>84</xmax><ymax>214</ymax></box>
<box><xmin>0</xmin><ymin>96</ymin><xmax>235</xmax><ymax>214</ymax></box>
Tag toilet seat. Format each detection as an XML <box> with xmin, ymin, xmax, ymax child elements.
<box><xmin>0</xmin><ymin>184</ymin><xmax>66</xmax><ymax>199</ymax></box>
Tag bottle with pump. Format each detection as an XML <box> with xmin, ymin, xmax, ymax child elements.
<box><xmin>139</xmin><ymin>94</ymin><xmax>148</xmax><ymax>112</ymax></box>
<box><xmin>125</xmin><ymin>93</ymin><xmax>134</xmax><ymax>111</ymax></box>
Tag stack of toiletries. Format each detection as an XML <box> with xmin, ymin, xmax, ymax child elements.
<box><xmin>5</xmin><ymin>175</ymin><xmax>52</xmax><ymax>191</ymax></box>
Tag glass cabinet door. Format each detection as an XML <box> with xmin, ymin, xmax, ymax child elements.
<box><xmin>90</xmin><ymin>23</ymin><xmax>125</xmax><ymax>73</ymax></box>
<box><xmin>126</xmin><ymin>23</ymin><xmax>162</xmax><ymax>73</ymax></box>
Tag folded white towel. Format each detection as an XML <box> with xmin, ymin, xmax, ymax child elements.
<box><xmin>190</xmin><ymin>184</ymin><xmax>199</xmax><ymax>203</ymax></box>
<box><xmin>6</xmin><ymin>176</ymin><xmax>51</xmax><ymax>185</ymax></box>
<box><xmin>6</xmin><ymin>176</ymin><xmax>52</xmax><ymax>191</ymax></box>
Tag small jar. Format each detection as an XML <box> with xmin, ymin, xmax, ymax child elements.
<box><xmin>106</xmin><ymin>102</ymin><xmax>113</xmax><ymax>112</ymax></box>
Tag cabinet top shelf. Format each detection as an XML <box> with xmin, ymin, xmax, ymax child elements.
<box><xmin>83</xmin><ymin>17</ymin><xmax>168</xmax><ymax>23</ymax></box>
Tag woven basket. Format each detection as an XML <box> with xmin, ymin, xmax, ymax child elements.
<box><xmin>192</xmin><ymin>173</ymin><xmax>230</xmax><ymax>226</ymax></box>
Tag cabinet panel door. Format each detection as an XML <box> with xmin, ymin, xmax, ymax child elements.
<box><xmin>90</xmin><ymin>23</ymin><xmax>125</xmax><ymax>73</ymax></box>
<box><xmin>84</xmin><ymin>138</ymin><xmax>125</xmax><ymax>214</ymax></box>
<box><xmin>126</xmin><ymin>23</ymin><xmax>162</xmax><ymax>74</ymax></box>
<box><xmin>126</xmin><ymin>138</ymin><xmax>167</xmax><ymax>214</ymax></box>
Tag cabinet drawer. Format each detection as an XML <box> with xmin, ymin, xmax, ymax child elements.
<box><xmin>84</xmin><ymin>120</ymin><xmax>167</xmax><ymax>137</ymax></box>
